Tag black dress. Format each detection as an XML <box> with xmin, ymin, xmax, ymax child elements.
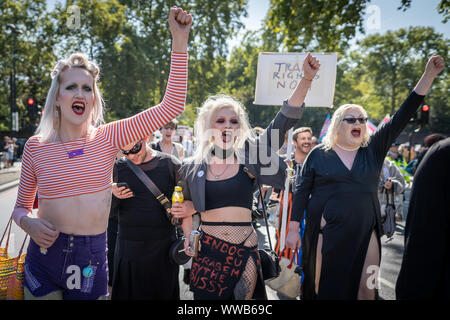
<box><xmin>110</xmin><ymin>153</ymin><xmax>182</xmax><ymax>300</ymax></box>
<box><xmin>291</xmin><ymin>91</ymin><xmax>424</xmax><ymax>300</ymax></box>
<box><xmin>396</xmin><ymin>138</ymin><xmax>450</xmax><ymax>299</ymax></box>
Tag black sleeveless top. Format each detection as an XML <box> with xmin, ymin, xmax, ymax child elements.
<box><xmin>205</xmin><ymin>165</ymin><xmax>254</xmax><ymax>211</ymax></box>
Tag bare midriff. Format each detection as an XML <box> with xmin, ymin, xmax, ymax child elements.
<box><xmin>36</xmin><ymin>188</ymin><xmax>112</xmax><ymax>235</ymax></box>
<box><xmin>201</xmin><ymin>207</ymin><xmax>252</xmax><ymax>223</ymax></box>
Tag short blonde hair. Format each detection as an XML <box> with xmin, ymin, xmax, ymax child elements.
<box><xmin>35</xmin><ymin>53</ymin><xmax>105</xmax><ymax>143</ymax></box>
<box><xmin>293</xmin><ymin>127</ymin><xmax>312</xmax><ymax>142</ymax></box>
<box><xmin>322</xmin><ymin>104</ymin><xmax>370</xmax><ymax>151</ymax></box>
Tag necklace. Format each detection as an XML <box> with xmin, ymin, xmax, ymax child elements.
<box><xmin>335</xmin><ymin>143</ymin><xmax>360</xmax><ymax>152</ymax></box>
<box><xmin>59</xmin><ymin>133</ymin><xmax>88</xmax><ymax>158</ymax></box>
<box><xmin>208</xmin><ymin>164</ymin><xmax>230</xmax><ymax>179</ymax></box>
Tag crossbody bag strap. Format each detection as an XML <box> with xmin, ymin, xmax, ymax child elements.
<box><xmin>124</xmin><ymin>159</ymin><xmax>172</xmax><ymax>216</ymax></box>
<box><xmin>243</xmin><ymin>166</ymin><xmax>274</xmax><ymax>251</ymax></box>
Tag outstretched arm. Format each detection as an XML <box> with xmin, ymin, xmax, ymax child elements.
<box><xmin>102</xmin><ymin>7</ymin><xmax>192</xmax><ymax>149</ymax></box>
<box><xmin>414</xmin><ymin>55</ymin><xmax>445</xmax><ymax>95</ymax></box>
<box><xmin>372</xmin><ymin>54</ymin><xmax>445</xmax><ymax>160</ymax></box>
<box><xmin>288</xmin><ymin>52</ymin><xmax>320</xmax><ymax>107</ymax></box>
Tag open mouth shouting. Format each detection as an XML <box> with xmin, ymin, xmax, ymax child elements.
<box><xmin>72</xmin><ymin>101</ymin><xmax>86</xmax><ymax>116</ymax></box>
<box><xmin>221</xmin><ymin>130</ymin><xmax>234</xmax><ymax>143</ymax></box>
<box><xmin>351</xmin><ymin>128</ymin><xmax>362</xmax><ymax>138</ymax></box>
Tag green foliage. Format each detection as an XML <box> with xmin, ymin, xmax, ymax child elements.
<box><xmin>0</xmin><ymin>0</ymin><xmax>448</xmax><ymax>139</ymax></box>
<box><xmin>265</xmin><ymin>0</ymin><xmax>371</xmax><ymax>53</ymax></box>
<box><xmin>0</xmin><ymin>0</ymin><xmax>56</xmax><ymax>135</ymax></box>
<box><xmin>356</xmin><ymin>27</ymin><xmax>448</xmax><ymax>128</ymax></box>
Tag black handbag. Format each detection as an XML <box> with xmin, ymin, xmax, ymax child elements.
<box><xmin>168</xmin><ymin>228</ymin><xmax>191</xmax><ymax>265</ymax></box>
<box><xmin>382</xmin><ymin>185</ymin><xmax>396</xmax><ymax>238</ymax></box>
<box><xmin>125</xmin><ymin>159</ymin><xmax>191</xmax><ymax>265</ymax></box>
<box><xmin>247</xmin><ymin>167</ymin><xmax>281</xmax><ymax>281</ymax></box>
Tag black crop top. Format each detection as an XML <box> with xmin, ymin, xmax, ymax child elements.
<box><xmin>205</xmin><ymin>165</ymin><xmax>254</xmax><ymax>211</ymax></box>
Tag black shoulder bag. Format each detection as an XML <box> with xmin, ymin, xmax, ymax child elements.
<box><xmin>125</xmin><ymin>159</ymin><xmax>191</xmax><ymax>265</ymax></box>
<box><xmin>244</xmin><ymin>167</ymin><xmax>281</xmax><ymax>281</ymax></box>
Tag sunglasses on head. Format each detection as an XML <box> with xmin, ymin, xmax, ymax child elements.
<box><xmin>342</xmin><ymin>117</ymin><xmax>368</xmax><ymax>124</ymax></box>
<box><xmin>121</xmin><ymin>141</ymin><xmax>143</xmax><ymax>155</ymax></box>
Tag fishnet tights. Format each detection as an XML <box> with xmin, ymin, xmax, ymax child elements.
<box><xmin>201</xmin><ymin>225</ymin><xmax>258</xmax><ymax>300</ymax></box>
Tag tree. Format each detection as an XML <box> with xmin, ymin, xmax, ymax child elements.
<box><xmin>49</xmin><ymin>0</ymin><xmax>248</xmax><ymax>128</ymax></box>
<box><xmin>357</xmin><ymin>27</ymin><xmax>448</xmax><ymax>131</ymax></box>
<box><xmin>0</xmin><ymin>0</ymin><xmax>57</xmax><ymax>135</ymax></box>
<box><xmin>264</xmin><ymin>0</ymin><xmax>450</xmax><ymax>53</ymax></box>
<box><xmin>265</xmin><ymin>0</ymin><xmax>372</xmax><ymax>53</ymax></box>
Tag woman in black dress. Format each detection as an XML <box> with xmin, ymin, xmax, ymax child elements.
<box><xmin>286</xmin><ymin>54</ymin><xmax>445</xmax><ymax>300</ymax></box>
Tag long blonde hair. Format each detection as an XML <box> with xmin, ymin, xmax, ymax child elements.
<box><xmin>322</xmin><ymin>104</ymin><xmax>371</xmax><ymax>151</ymax></box>
<box><xmin>186</xmin><ymin>94</ymin><xmax>254</xmax><ymax>177</ymax></box>
<box><xmin>35</xmin><ymin>53</ymin><xmax>105</xmax><ymax>143</ymax></box>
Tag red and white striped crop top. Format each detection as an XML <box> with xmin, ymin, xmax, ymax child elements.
<box><xmin>14</xmin><ymin>51</ymin><xmax>188</xmax><ymax>215</ymax></box>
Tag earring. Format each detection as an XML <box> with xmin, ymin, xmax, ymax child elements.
<box><xmin>53</xmin><ymin>106</ymin><xmax>60</xmax><ymax>130</ymax></box>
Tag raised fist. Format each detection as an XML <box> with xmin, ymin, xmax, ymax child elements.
<box><xmin>303</xmin><ymin>52</ymin><xmax>320</xmax><ymax>81</ymax></box>
<box><xmin>425</xmin><ymin>54</ymin><xmax>445</xmax><ymax>78</ymax></box>
<box><xmin>168</xmin><ymin>6</ymin><xmax>192</xmax><ymax>38</ymax></box>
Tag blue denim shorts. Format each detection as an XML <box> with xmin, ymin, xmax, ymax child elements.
<box><xmin>24</xmin><ymin>232</ymin><xmax>108</xmax><ymax>300</ymax></box>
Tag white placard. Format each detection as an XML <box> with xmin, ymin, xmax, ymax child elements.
<box><xmin>254</xmin><ymin>52</ymin><xmax>337</xmax><ymax>107</ymax></box>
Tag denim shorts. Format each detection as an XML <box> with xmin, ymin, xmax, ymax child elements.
<box><xmin>24</xmin><ymin>232</ymin><xmax>108</xmax><ymax>300</ymax></box>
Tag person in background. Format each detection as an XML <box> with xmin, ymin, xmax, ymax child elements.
<box><xmin>153</xmin><ymin>119</ymin><xmax>185</xmax><ymax>161</ymax></box>
<box><xmin>181</xmin><ymin>132</ymin><xmax>194</xmax><ymax>158</ymax></box>
<box><xmin>311</xmin><ymin>136</ymin><xmax>319</xmax><ymax>148</ymax></box>
<box><xmin>110</xmin><ymin>136</ymin><xmax>195</xmax><ymax>299</ymax></box>
<box><xmin>377</xmin><ymin>157</ymin><xmax>406</xmax><ymax>223</ymax></box>
<box><xmin>277</xmin><ymin>131</ymin><xmax>289</xmax><ymax>156</ymax></box>
<box><xmin>414</xmin><ymin>133</ymin><xmax>447</xmax><ymax>170</ymax></box>
<box><xmin>275</xmin><ymin>127</ymin><xmax>314</xmax><ymax>267</ymax></box>
<box><xmin>396</xmin><ymin>137</ymin><xmax>450</xmax><ymax>299</ymax></box>
<box><xmin>388</xmin><ymin>141</ymin><xmax>403</xmax><ymax>163</ymax></box>
<box><xmin>106</xmin><ymin>149</ymin><xmax>123</xmax><ymax>299</ymax></box>
<box><xmin>2</xmin><ymin>136</ymin><xmax>13</xmax><ymax>168</ymax></box>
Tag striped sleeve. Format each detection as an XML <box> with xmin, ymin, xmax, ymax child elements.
<box><xmin>102</xmin><ymin>51</ymin><xmax>188</xmax><ymax>149</ymax></box>
<box><xmin>14</xmin><ymin>139</ymin><xmax>37</xmax><ymax>222</ymax></box>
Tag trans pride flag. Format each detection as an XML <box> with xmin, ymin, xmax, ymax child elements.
<box><xmin>318</xmin><ymin>114</ymin><xmax>331</xmax><ymax>142</ymax></box>
<box><xmin>367</xmin><ymin>119</ymin><xmax>377</xmax><ymax>134</ymax></box>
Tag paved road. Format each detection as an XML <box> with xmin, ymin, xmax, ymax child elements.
<box><xmin>0</xmin><ymin>186</ymin><xmax>29</xmax><ymax>258</ymax></box>
<box><xmin>1</xmin><ymin>184</ymin><xmax>405</xmax><ymax>300</ymax></box>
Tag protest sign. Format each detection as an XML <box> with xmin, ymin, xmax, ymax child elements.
<box><xmin>254</xmin><ymin>52</ymin><xmax>337</xmax><ymax>107</ymax></box>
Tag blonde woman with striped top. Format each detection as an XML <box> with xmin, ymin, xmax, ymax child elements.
<box><xmin>11</xmin><ymin>6</ymin><xmax>192</xmax><ymax>300</ymax></box>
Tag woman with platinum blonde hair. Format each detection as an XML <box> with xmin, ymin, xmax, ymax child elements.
<box><xmin>321</xmin><ymin>103</ymin><xmax>371</xmax><ymax>151</ymax></box>
<box><xmin>188</xmin><ymin>94</ymin><xmax>253</xmax><ymax>171</ymax></box>
<box><xmin>10</xmin><ymin>6</ymin><xmax>192</xmax><ymax>300</ymax></box>
<box><xmin>35</xmin><ymin>53</ymin><xmax>105</xmax><ymax>143</ymax></box>
<box><xmin>287</xmin><ymin>54</ymin><xmax>445</xmax><ymax>300</ymax></box>
<box><xmin>181</xmin><ymin>53</ymin><xmax>320</xmax><ymax>300</ymax></box>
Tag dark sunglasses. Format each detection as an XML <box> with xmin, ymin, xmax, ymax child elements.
<box><xmin>342</xmin><ymin>117</ymin><xmax>368</xmax><ymax>124</ymax></box>
<box><xmin>121</xmin><ymin>141</ymin><xmax>143</xmax><ymax>155</ymax></box>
